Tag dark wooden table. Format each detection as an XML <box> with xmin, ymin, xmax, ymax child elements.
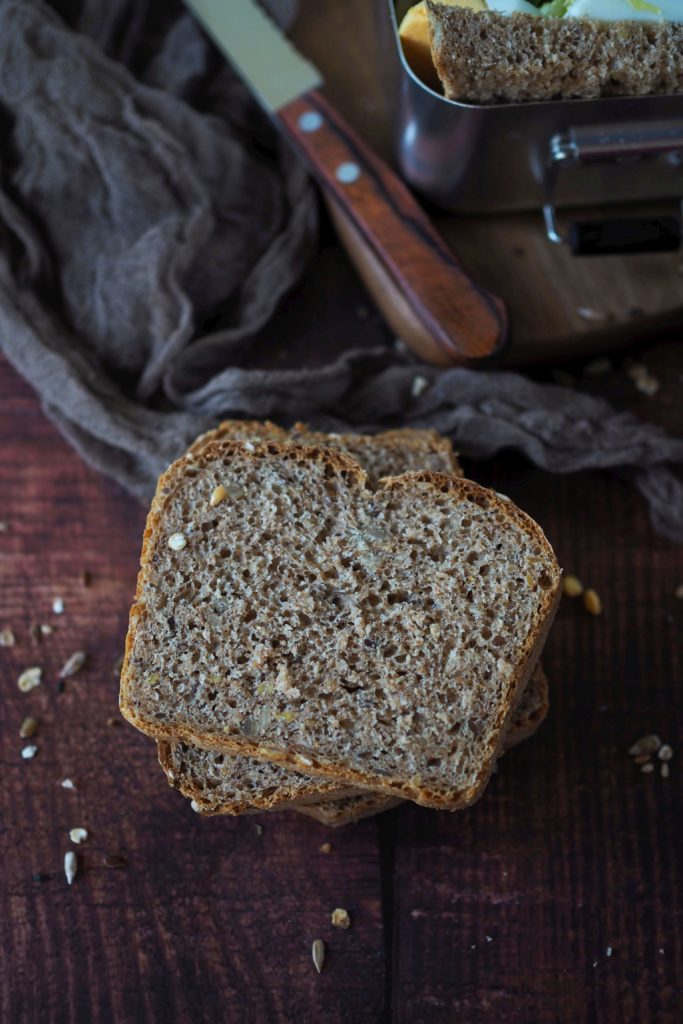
<box><xmin>2</xmin><ymin>4</ymin><xmax>683</xmax><ymax>1022</ymax></box>
<box><xmin>2</xmin><ymin>340</ymin><xmax>682</xmax><ymax>1023</ymax></box>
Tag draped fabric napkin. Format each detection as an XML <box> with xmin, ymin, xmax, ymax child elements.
<box><xmin>0</xmin><ymin>0</ymin><xmax>681</xmax><ymax>540</ymax></box>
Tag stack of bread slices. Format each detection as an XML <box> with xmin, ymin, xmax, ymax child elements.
<box><xmin>120</xmin><ymin>422</ymin><xmax>561</xmax><ymax>827</ymax></box>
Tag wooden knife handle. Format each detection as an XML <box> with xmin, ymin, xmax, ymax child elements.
<box><xmin>279</xmin><ymin>89</ymin><xmax>507</xmax><ymax>364</ymax></box>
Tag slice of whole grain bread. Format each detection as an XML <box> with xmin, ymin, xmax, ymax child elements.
<box><xmin>426</xmin><ymin>2</ymin><xmax>683</xmax><ymax>104</ymax></box>
<box><xmin>121</xmin><ymin>439</ymin><xmax>561</xmax><ymax>809</ymax></box>
<box><xmin>159</xmin><ymin>662</ymin><xmax>549</xmax><ymax>816</ymax></box>
<box><xmin>157</xmin><ymin>421</ymin><xmax>464</xmax><ymax>815</ymax></box>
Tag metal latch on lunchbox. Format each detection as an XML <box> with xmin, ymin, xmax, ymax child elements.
<box><xmin>544</xmin><ymin>122</ymin><xmax>683</xmax><ymax>256</ymax></box>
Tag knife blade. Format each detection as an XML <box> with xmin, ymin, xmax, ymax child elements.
<box><xmin>185</xmin><ymin>0</ymin><xmax>507</xmax><ymax>365</ymax></box>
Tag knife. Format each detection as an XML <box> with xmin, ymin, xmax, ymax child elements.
<box><xmin>184</xmin><ymin>0</ymin><xmax>507</xmax><ymax>365</ymax></box>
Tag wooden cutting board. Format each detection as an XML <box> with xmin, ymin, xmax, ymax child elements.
<box><xmin>293</xmin><ymin>0</ymin><xmax>683</xmax><ymax>364</ymax></box>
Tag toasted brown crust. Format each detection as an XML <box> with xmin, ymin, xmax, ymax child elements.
<box><xmin>156</xmin><ymin>661</ymin><xmax>549</xmax><ymax>815</ymax></box>
<box><xmin>296</xmin><ymin>794</ymin><xmax>404</xmax><ymax>827</ymax></box>
<box><xmin>188</xmin><ymin>419</ymin><xmax>463</xmax><ymax>478</ymax></box>
<box><xmin>156</xmin><ymin>740</ymin><xmax>359</xmax><ymax>815</ymax></box>
<box><xmin>121</xmin><ymin>439</ymin><xmax>561</xmax><ymax>811</ymax></box>
<box><xmin>426</xmin><ymin>3</ymin><xmax>683</xmax><ymax>104</ymax></box>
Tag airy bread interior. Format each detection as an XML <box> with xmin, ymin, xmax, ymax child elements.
<box><xmin>121</xmin><ymin>440</ymin><xmax>561</xmax><ymax>809</ymax></box>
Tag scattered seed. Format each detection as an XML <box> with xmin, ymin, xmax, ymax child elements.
<box><xmin>583</xmin><ymin>589</ymin><xmax>602</xmax><ymax>616</ymax></box>
<box><xmin>190</xmin><ymin>800</ymin><xmax>201</xmax><ymax>813</ymax></box>
<box><xmin>629</xmin><ymin>735</ymin><xmax>661</xmax><ymax>757</ymax></box>
<box><xmin>29</xmin><ymin>623</ymin><xmax>42</xmax><ymax>645</ymax></box>
<box><xmin>675</xmin><ymin>584</ymin><xmax>683</xmax><ymax>600</ymax></box>
<box><xmin>19</xmin><ymin>717</ymin><xmax>38</xmax><ymax>739</ymax></box>
<box><xmin>485</xmin><ymin>935</ymin><xmax>493</xmax><ymax>943</ymax></box>
<box><xmin>168</xmin><ymin>533</ymin><xmax>187</xmax><ymax>551</ymax></box>
<box><xmin>633</xmin><ymin>754</ymin><xmax>651</xmax><ymax>766</ymax></box>
<box><xmin>577</xmin><ymin>307</ymin><xmax>609</xmax><ymax>323</ymax></box>
<box><xmin>112</xmin><ymin>655</ymin><xmax>124</xmax><ymax>678</ymax></box>
<box><xmin>254</xmin><ymin>823</ymin><xmax>264</xmax><ymax>836</ymax></box>
<box><xmin>312</xmin><ymin>939</ymin><xmax>325</xmax><ymax>974</ymax></box>
<box><xmin>210</xmin><ymin>485</ymin><xmax>228</xmax><ymax>507</ymax></box>
<box><xmin>52</xmin><ymin>598</ymin><xmax>65</xmax><ymax>615</ymax></box>
<box><xmin>331</xmin><ymin>908</ymin><xmax>350</xmax><ymax>930</ymax></box>
<box><xmin>17</xmin><ymin>666</ymin><xmax>42</xmax><ymax>692</ymax></box>
<box><xmin>21</xmin><ymin>745</ymin><xmax>38</xmax><ymax>760</ymax></box>
<box><xmin>103</xmin><ymin>854</ymin><xmax>127</xmax><ymax>869</ymax></box>
<box><xmin>59</xmin><ymin>650</ymin><xmax>86</xmax><ymax>679</ymax></box>
<box><xmin>319</xmin><ymin>843</ymin><xmax>332</xmax><ymax>854</ymax></box>
<box><xmin>80</xmin><ymin>570</ymin><xmax>92</xmax><ymax>587</ymax></box>
<box><xmin>661</xmin><ymin>763</ymin><xmax>670</xmax><ymax>779</ymax></box>
<box><xmin>585</xmin><ymin>357</ymin><xmax>612</xmax><ymax>376</ymax></box>
<box><xmin>658</xmin><ymin>745</ymin><xmax>673</xmax><ymax>762</ymax></box>
<box><xmin>39</xmin><ymin>624</ymin><xmax>53</xmax><ymax>636</ymax></box>
<box><xmin>32</xmin><ymin>873</ymin><xmax>49</xmax><ymax>883</ymax></box>
<box><xmin>60</xmin><ymin>778</ymin><xmax>76</xmax><ymax>790</ymax></box>
<box><xmin>606</xmin><ymin>946</ymin><xmax>613</xmax><ymax>957</ymax></box>
<box><xmin>64</xmin><ymin>851</ymin><xmax>78</xmax><ymax>885</ymax></box>
<box><xmin>0</xmin><ymin>627</ymin><xmax>16</xmax><ymax>647</ymax></box>
<box><xmin>640</xmin><ymin>763</ymin><xmax>655</xmax><ymax>774</ymax></box>
<box><xmin>563</xmin><ymin>575</ymin><xmax>584</xmax><ymax>598</ymax></box>
<box><xmin>69</xmin><ymin>828</ymin><xmax>88</xmax><ymax>845</ymax></box>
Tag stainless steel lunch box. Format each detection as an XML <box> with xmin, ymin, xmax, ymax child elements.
<box><xmin>381</xmin><ymin>0</ymin><xmax>683</xmax><ymax>238</ymax></box>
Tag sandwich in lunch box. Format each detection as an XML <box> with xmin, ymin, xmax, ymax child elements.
<box><xmin>400</xmin><ymin>0</ymin><xmax>683</xmax><ymax>103</ymax></box>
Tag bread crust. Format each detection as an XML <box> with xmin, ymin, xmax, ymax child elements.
<box><xmin>296</xmin><ymin>794</ymin><xmax>404</xmax><ymax>827</ymax></box>
<box><xmin>426</xmin><ymin>2</ymin><xmax>683</xmax><ymax>104</ymax></box>
<box><xmin>120</xmin><ymin>440</ymin><xmax>561</xmax><ymax>811</ymax></box>
<box><xmin>157</xmin><ymin>661</ymin><xmax>549</xmax><ymax>815</ymax></box>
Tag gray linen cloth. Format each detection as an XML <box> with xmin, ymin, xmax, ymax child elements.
<box><xmin>0</xmin><ymin>0</ymin><xmax>681</xmax><ymax>540</ymax></box>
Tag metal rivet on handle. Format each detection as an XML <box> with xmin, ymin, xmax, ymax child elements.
<box><xmin>336</xmin><ymin>162</ymin><xmax>361</xmax><ymax>185</ymax></box>
<box><xmin>298</xmin><ymin>111</ymin><xmax>323</xmax><ymax>133</ymax></box>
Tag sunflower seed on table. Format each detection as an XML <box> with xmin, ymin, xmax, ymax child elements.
<box><xmin>661</xmin><ymin>763</ymin><xmax>670</xmax><ymax>778</ymax></box>
<box><xmin>19</xmin><ymin>717</ymin><xmax>38</xmax><ymax>739</ymax></box>
<box><xmin>59</xmin><ymin>651</ymin><xmax>86</xmax><ymax>679</ymax></box>
<box><xmin>629</xmin><ymin>735</ymin><xmax>661</xmax><ymax>757</ymax></box>
<box><xmin>21</xmin><ymin>745</ymin><xmax>38</xmax><ymax>760</ymax></box>
<box><xmin>69</xmin><ymin>828</ymin><xmax>88</xmax><ymax>845</ymax></box>
<box><xmin>640</xmin><ymin>763</ymin><xmax>655</xmax><ymax>774</ymax></box>
<box><xmin>17</xmin><ymin>667</ymin><xmax>42</xmax><ymax>692</ymax></box>
<box><xmin>658</xmin><ymin>745</ymin><xmax>673</xmax><ymax>762</ymax></box>
<box><xmin>0</xmin><ymin>627</ymin><xmax>16</xmax><ymax>647</ymax></box>
<box><xmin>312</xmin><ymin>939</ymin><xmax>325</xmax><ymax>974</ymax></box>
<box><xmin>60</xmin><ymin>778</ymin><xmax>76</xmax><ymax>790</ymax></box>
<box><xmin>64</xmin><ymin>851</ymin><xmax>78</xmax><ymax>885</ymax></box>
<box><xmin>52</xmin><ymin>598</ymin><xmax>65</xmax><ymax>615</ymax></box>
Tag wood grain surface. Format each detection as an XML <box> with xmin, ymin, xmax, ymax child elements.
<box><xmin>2</xmin><ymin>340</ymin><xmax>681</xmax><ymax>1022</ymax></box>
<box><xmin>1</xmin><ymin>1</ymin><xmax>682</xmax><ymax>1020</ymax></box>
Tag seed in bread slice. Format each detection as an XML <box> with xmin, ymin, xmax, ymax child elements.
<box><xmin>158</xmin><ymin>662</ymin><xmax>548</xmax><ymax>816</ymax></box>
<box><xmin>121</xmin><ymin>439</ymin><xmax>561</xmax><ymax>809</ymax></box>
<box><xmin>426</xmin><ymin>2</ymin><xmax>683</xmax><ymax>104</ymax></box>
<box><xmin>156</xmin><ymin>421</ymin><xmax>462</xmax><ymax>815</ymax></box>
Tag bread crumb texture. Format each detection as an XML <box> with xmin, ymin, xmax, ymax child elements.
<box><xmin>426</xmin><ymin>3</ymin><xmax>683</xmax><ymax>104</ymax></box>
<box><xmin>121</xmin><ymin>440</ymin><xmax>560</xmax><ymax>809</ymax></box>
